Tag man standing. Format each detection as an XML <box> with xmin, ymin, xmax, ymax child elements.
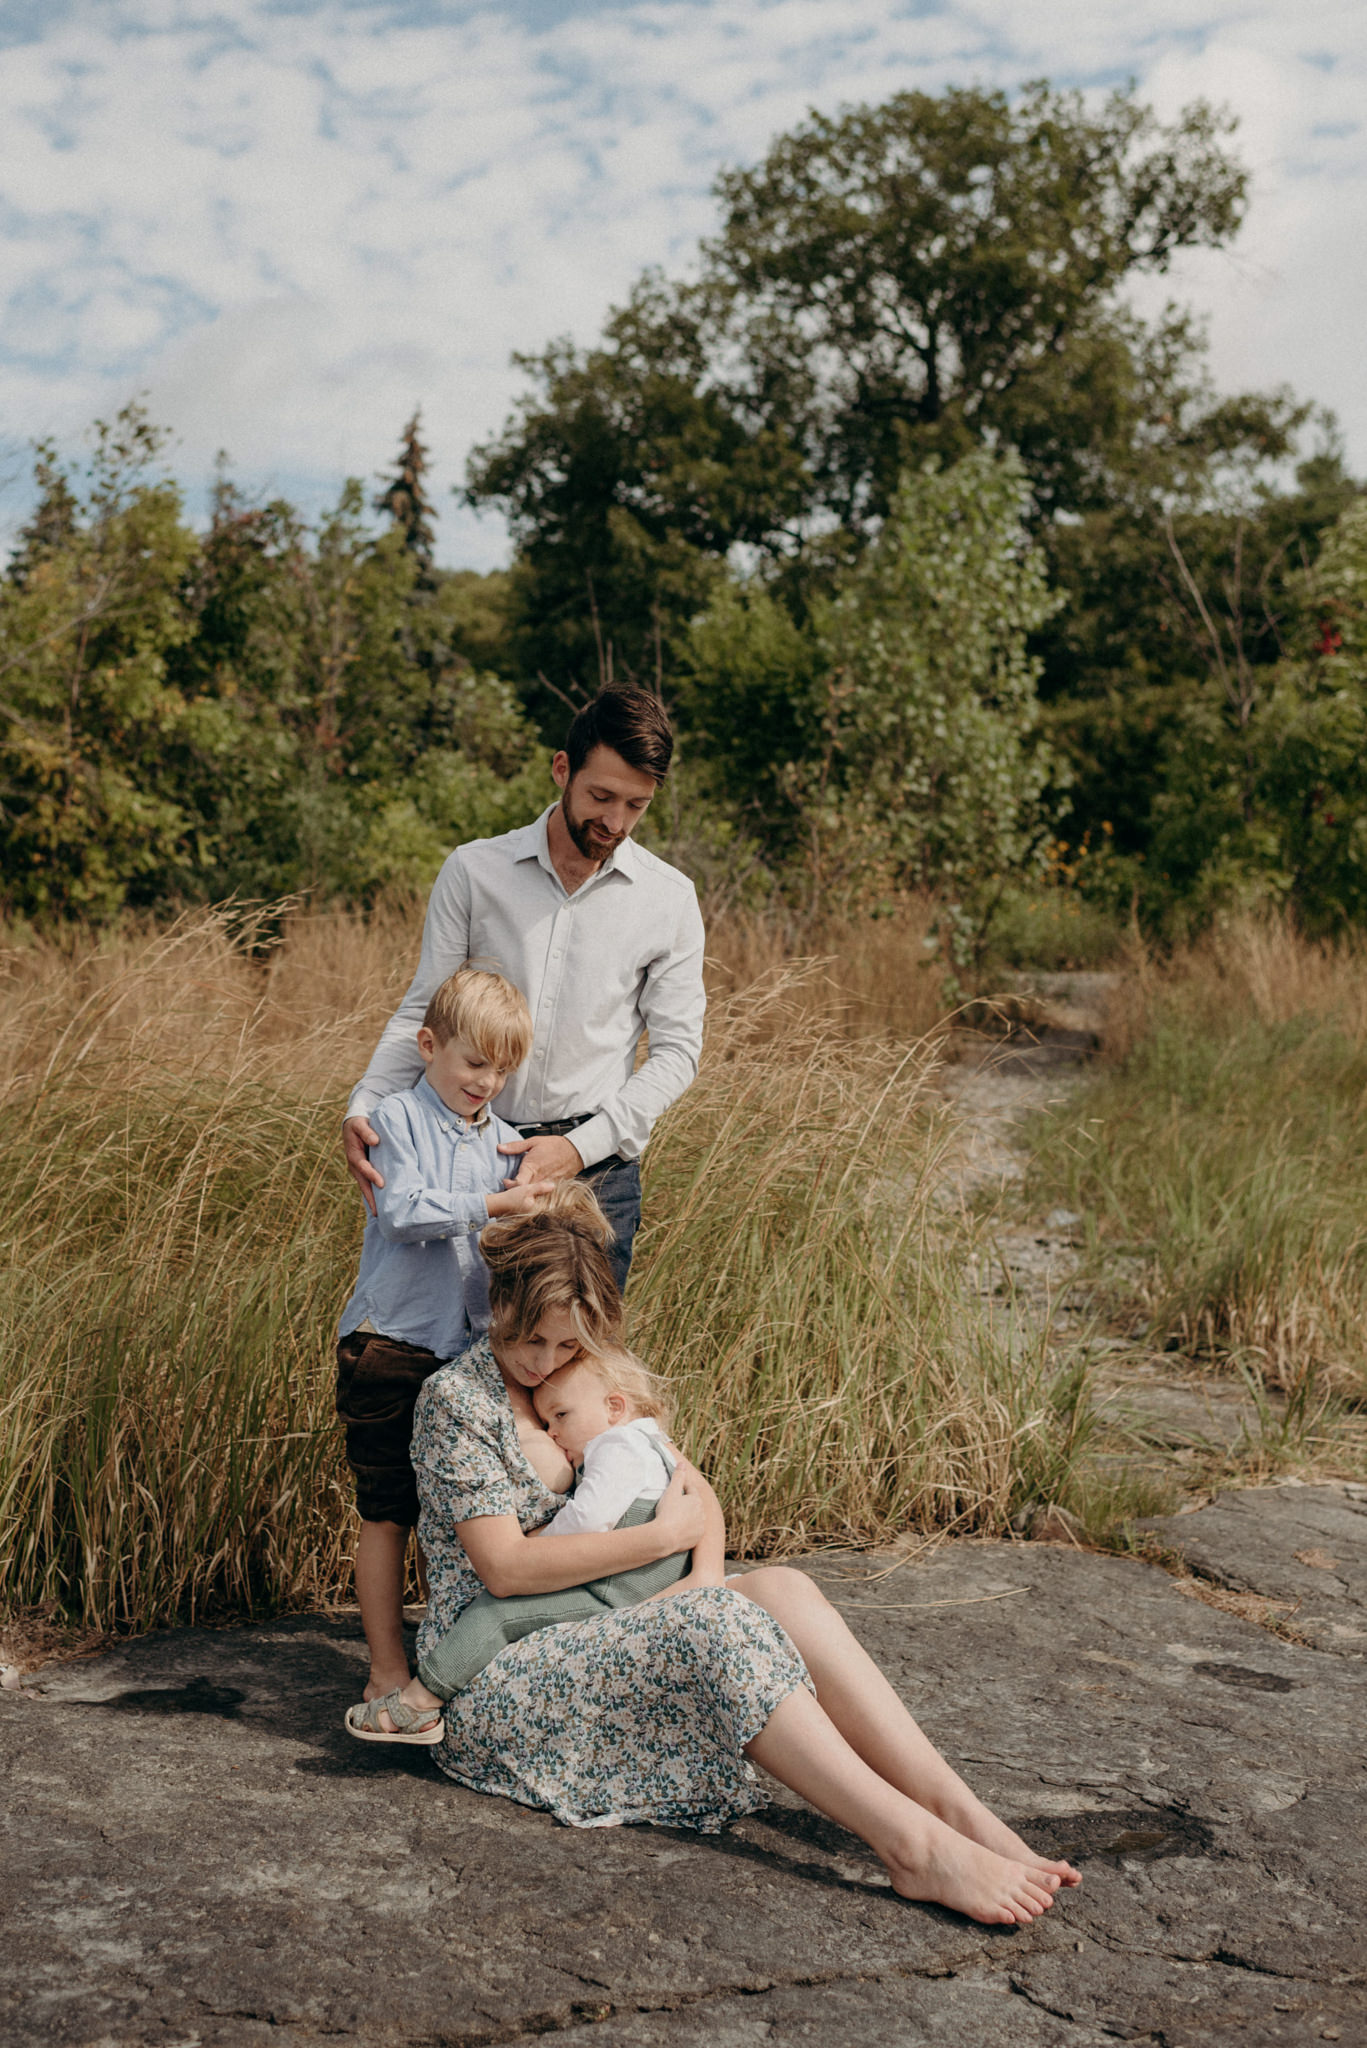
<box><xmin>343</xmin><ymin>684</ymin><xmax>706</xmax><ymax>1288</ymax></box>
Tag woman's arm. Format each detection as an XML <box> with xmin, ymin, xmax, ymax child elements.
<box><xmin>647</xmin><ymin>1460</ymin><xmax>726</xmax><ymax>1599</ymax></box>
<box><xmin>458</xmin><ymin>1462</ymin><xmax>706</xmax><ymax>1597</ymax></box>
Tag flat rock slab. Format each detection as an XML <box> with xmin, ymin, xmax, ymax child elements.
<box><xmin>1141</xmin><ymin>1481</ymin><xmax>1367</xmax><ymax>1654</ymax></box>
<box><xmin>3</xmin><ymin>1537</ymin><xmax>1366</xmax><ymax>2047</ymax></box>
<box><xmin>1092</xmin><ymin>1371</ymin><xmax>1273</xmax><ymax>1453</ymax></box>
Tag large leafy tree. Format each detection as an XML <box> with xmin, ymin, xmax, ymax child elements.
<box><xmin>467</xmin><ymin>82</ymin><xmax>1269</xmax><ymax>708</ymax></box>
<box><xmin>809</xmin><ymin>450</ymin><xmax>1062</xmax><ymax>895</ymax></box>
<box><xmin>468</xmin><ymin>283</ymin><xmax>810</xmax><ymax>720</ymax></box>
<box><xmin>680</xmin><ymin>448</ymin><xmax>1064</xmax><ymax>915</ymax></box>
<box><xmin>703</xmin><ymin>82</ymin><xmax>1247</xmax><ymax>523</ymax></box>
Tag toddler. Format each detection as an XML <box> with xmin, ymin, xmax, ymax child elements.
<box><xmin>336</xmin><ymin>964</ymin><xmax>552</xmax><ymax>1723</ymax></box>
<box><xmin>531</xmin><ymin>1347</ymin><xmax>676</xmax><ymax>1533</ymax></box>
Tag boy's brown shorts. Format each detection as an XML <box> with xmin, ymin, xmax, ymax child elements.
<box><xmin>335</xmin><ymin>1329</ymin><xmax>443</xmax><ymax>1526</ymax></box>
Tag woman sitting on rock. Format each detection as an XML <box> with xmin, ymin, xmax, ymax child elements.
<box><xmin>370</xmin><ymin>1185</ymin><xmax>1078</xmax><ymax>1927</ymax></box>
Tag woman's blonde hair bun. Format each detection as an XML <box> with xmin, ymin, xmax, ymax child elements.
<box><xmin>479</xmin><ymin>1179</ymin><xmax>623</xmax><ymax>1353</ymax></box>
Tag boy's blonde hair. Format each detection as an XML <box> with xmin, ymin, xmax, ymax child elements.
<box><xmin>422</xmin><ymin>964</ymin><xmax>532</xmax><ymax>1071</ymax></box>
<box><xmin>479</xmin><ymin>1180</ymin><xmax>623</xmax><ymax>1357</ymax></box>
<box><xmin>537</xmin><ymin>1345</ymin><xmax>672</xmax><ymax>1434</ymax></box>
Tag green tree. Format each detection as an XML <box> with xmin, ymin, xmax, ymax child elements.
<box><xmin>0</xmin><ymin>409</ymin><xmax>203</xmax><ymax>917</ymax></box>
<box><xmin>1144</xmin><ymin>497</ymin><xmax>1367</xmax><ymax>931</ymax></box>
<box><xmin>677</xmin><ymin>580</ymin><xmax>821</xmax><ymax>848</ymax></box>
<box><xmin>679</xmin><ymin>449</ymin><xmax>1064</xmax><ymax>914</ymax></box>
<box><xmin>468</xmin><ymin>283</ymin><xmax>809</xmax><ymax>715</ymax></box>
<box><xmin>1037</xmin><ymin>417</ymin><xmax>1350</xmax><ymax>865</ymax></box>
<box><xmin>468</xmin><ymin>82</ymin><xmax>1270</xmax><ymax>711</ymax></box>
<box><xmin>801</xmin><ymin>449</ymin><xmax>1064</xmax><ymax>913</ymax></box>
<box><xmin>704</xmin><ymin>81</ymin><xmax>1247</xmax><ymax>524</ymax></box>
<box><xmin>375</xmin><ymin>410</ymin><xmax>437</xmax><ymax>587</ymax></box>
<box><xmin>0</xmin><ymin>412</ymin><xmax>554</xmax><ymax>921</ymax></box>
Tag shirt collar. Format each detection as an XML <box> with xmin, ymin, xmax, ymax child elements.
<box><xmin>509</xmin><ymin>809</ymin><xmax>553</xmax><ymax>867</ymax></box>
<box><xmin>515</xmin><ymin>802</ymin><xmax>638</xmax><ymax>885</ymax></box>
<box><xmin>414</xmin><ymin>1072</ymin><xmax>491</xmax><ymax>1131</ymax></box>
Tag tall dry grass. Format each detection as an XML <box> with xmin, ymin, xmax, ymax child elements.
<box><xmin>1030</xmin><ymin>913</ymin><xmax>1367</xmax><ymax>1397</ymax></box>
<box><xmin>1</xmin><ymin>899</ymin><xmax>1085</xmax><ymax>1633</ymax></box>
<box><xmin>634</xmin><ymin>972</ymin><xmax>1087</xmax><ymax>1554</ymax></box>
<box><xmin>701</xmin><ymin>897</ymin><xmax>948</xmax><ymax>1042</ymax></box>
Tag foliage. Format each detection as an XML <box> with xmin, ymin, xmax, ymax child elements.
<box><xmin>804</xmin><ymin>449</ymin><xmax>1065</xmax><ymax>908</ymax></box>
<box><xmin>467</xmin><ymin>81</ymin><xmax>1270</xmax><ymax>702</ymax></box>
<box><xmin>467</xmin><ymin>286</ymin><xmax>804</xmax><ymax>719</ymax></box>
<box><xmin>983</xmin><ymin>864</ymin><xmax>1127</xmax><ymax>972</ymax></box>
<box><xmin>0</xmin><ymin>409</ymin><xmax>546</xmax><ymax>918</ymax></box>
<box><xmin>0</xmin><ymin>411</ymin><xmax>203</xmax><ymax>918</ymax></box>
<box><xmin>1140</xmin><ymin>496</ymin><xmax>1367</xmax><ymax>933</ymax></box>
<box><xmin>676</xmin><ymin>578</ymin><xmax>822</xmax><ymax>848</ymax></box>
<box><xmin>1</xmin><ymin>80</ymin><xmax>1361</xmax><ymax>943</ymax></box>
<box><xmin>679</xmin><ymin>448</ymin><xmax>1065</xmax><ymax>916</ymax></box>
<box><xmin>1039</xmin><ymin>429</ymin><xmax>1353</xmax><ymax>832</ymax></box>
<box><xmin>374</xmin><ymin>410</ymin><xmax>437</xmax><ymax>586</ymax></box>
<box><xmin>703</xmin><ymin>81</ymin><xmax>1247</xmax><ymax>524</ymax></box>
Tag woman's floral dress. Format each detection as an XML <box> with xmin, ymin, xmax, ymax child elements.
<box><xmin>410</xmin><ymin>1337</ymin><xmax>808</xmax><ymax>1830</ymax></box>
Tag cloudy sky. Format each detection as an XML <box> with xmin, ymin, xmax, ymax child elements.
<box><xmin>0</xmin><ymin>0</ymin><xmax>1362</xmax><ymax>566</ymax></box>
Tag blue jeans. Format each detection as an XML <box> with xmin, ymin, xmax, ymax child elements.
<box><xmin>580</xmin><ymin>1154</ymin><xmax>642</xmax><ymax>1293</ymax></box>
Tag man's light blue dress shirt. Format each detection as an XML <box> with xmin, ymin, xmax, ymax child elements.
<box><xmin>338</xmin><ymin>1075</ymin><xmax>522</xmax><ymax>1357</ymax></box>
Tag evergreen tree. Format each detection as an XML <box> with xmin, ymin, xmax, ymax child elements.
<box><xmin>375</xmin><ymin>411</ymin><xmax>437</xmax><ymax>589</ymax></box>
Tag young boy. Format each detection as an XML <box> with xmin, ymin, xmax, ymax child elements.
<box><xmin>345</xmin><ymin>1348</ymin><xmax>717</xmax><ymax>1740</ymax></box>
<box><xmin>335</xmin><ymin>965</ymin><xmax>552</xmax><ymax>1707</ymax></box>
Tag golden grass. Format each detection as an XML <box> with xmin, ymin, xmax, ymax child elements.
<box><xmin>701</xmin><ymin>896</ymin><xmax>947</xmax><ymax>1042</ymax></box>
<box><xmin>0</xmin><ymin>898</ymin><xmax>1086</xmax><ymax>1633</ymax></box>
<box><xmin>1032</xmin><ymin>912</ymin><xmax>1367</xmax><ymax>1400</ymax></box>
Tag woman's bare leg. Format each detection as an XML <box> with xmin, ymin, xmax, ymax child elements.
<box><xmin>735</xmin><ymin>1568</ymin><xmax>1078</xmax><ymax>1886</ymax></box>
<box><xmin>745</xmin><ymin>1686</ymin><xmax>1056</xmax><ymax>1925</ymax></box>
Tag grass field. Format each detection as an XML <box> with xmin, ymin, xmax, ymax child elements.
<box><xmin>10</xmin><ymin>897</ymin><xmax>1360</xmax><ymax>1641</ymax></box>
<box><xmin>1028</xmin><ymin>916</ymin><xmax>1367</xmax><ymax>1423</ymax></box>
<box><xmin>0</xmin><ymin>898</ymin><xmax>1086</xmax><ymax>1635</ymax></box>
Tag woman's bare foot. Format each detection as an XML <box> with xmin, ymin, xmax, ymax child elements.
<box><xmin>882</xmin><ymin>1810</ymin><xmax>1059</xmax><ymax>1926</ymax></box>
<box><xmin>942</xmin><ymin>1796</ymin><xmax>1081</xmax><ymax>1888</ymax></box>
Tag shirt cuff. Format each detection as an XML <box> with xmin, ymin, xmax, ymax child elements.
<box><xmin>566</xmin><ymin>1113</ymin><xmax>616</xmax><ymax>1170</ymax></box>
<box><xmin>345</xmin><ymin>1086</ymin><xmax>382</xmax><ymax>1124</ymax></box>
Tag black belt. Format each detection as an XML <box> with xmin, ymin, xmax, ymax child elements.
<box><xmin>516</xmin><ymin>1115</ymin><xmax>593</xmax><ymax>1139</ymax></box>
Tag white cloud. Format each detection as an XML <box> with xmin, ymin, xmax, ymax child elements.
<box><xmin>0</xmin><ymin>0</ymin><xmax>1362</xmax><ymax>566</ymax></box>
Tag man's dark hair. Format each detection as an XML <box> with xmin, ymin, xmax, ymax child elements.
<box><xmin>563</xmin><ymin>687</ymin><xmax>673</xmax><ymax>784</ymax></box>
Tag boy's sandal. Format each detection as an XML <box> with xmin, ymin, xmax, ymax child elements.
<box><xmin>344</xmin><ymin>1688</ymin><xmax>444</xmax><ymax>1745</ymax></box>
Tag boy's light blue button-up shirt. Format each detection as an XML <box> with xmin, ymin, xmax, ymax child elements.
<box><xmin>338</xmin><ymin>1075</ymin><xmax>522</xmax><ymax>1358</ymax></box>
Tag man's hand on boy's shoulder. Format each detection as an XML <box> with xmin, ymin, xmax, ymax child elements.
<box><xmin>344</xmin><ymin>1114</ymin><xmax>384</xmax><ymax>1215</ymax></box>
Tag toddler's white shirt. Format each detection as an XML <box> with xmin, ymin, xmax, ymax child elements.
<box><xmin>535</xmin><ymin>1418</ymin><xmax>675</xmax><ymax>1537</ymax></box>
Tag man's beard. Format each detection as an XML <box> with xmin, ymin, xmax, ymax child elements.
<box><xmin>560</xmin><ymin>791</ymin><xmax>625</xmax><ymax>863</ymax></box>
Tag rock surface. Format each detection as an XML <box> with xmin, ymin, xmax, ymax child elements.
<box><xmin>1140</xmin><ymin>1481</ymin><xmax>1367</xmax><ymax>1654</ymax></box>
<box><xmin>3</xmin><ymin>1535</ymin><xmax>1366</xmax><ymax>2046</ymax></box>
